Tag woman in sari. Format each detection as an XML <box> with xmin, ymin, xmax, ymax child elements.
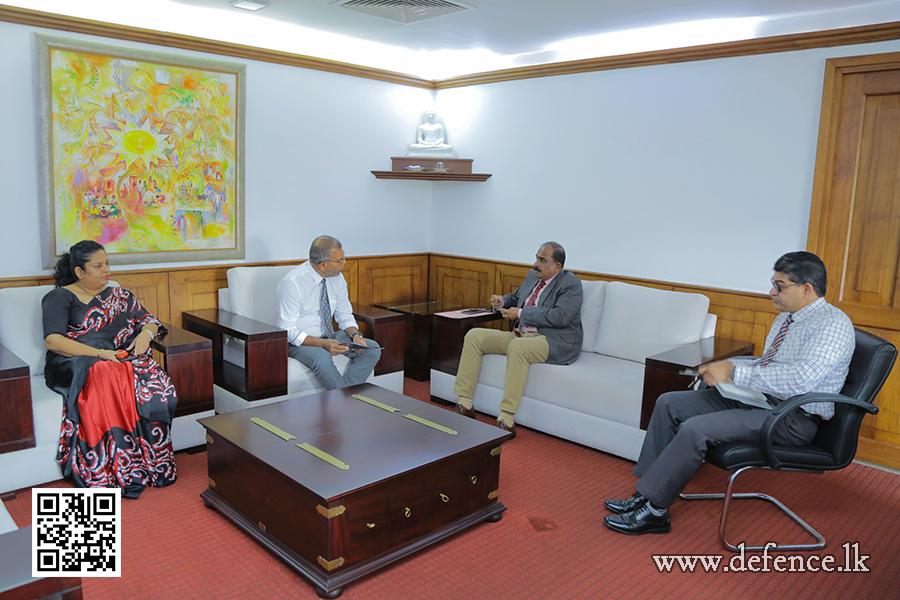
<box><xmin>43</xmin><ymin>240</ymin><xmax>177</xmax><ymax>498</ymax></box>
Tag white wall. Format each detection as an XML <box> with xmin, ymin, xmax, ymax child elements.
<box><xmin>5</xmin><ymin>16</ymin><xmax>900</xmax><ymax>296</ymax></box>
<box><xmin>433</xmin><ymin>39</ymin><xmax>900</xmax><ymax>294</ymax></box>
<box><xmin>0</xmin><ymin>20</ymin><xmax>434</xmax><ymax>278</ymax></box>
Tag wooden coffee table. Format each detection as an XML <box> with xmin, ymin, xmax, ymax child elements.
<box><xmin>199</xmin><ymin>384</ymin><xmax>511</xmax><ymax>598</ymax></box>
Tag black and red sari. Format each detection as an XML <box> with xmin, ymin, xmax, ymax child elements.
<box><xmin>42</xmin><ymin>286</ymin><xmax>177</xmax><ymax>499</ymax></box>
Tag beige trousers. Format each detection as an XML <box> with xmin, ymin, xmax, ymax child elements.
<box><xmin>453</xmin><ymin>328</ymin><xmax>550</xmax><ymax>415</ymax></box>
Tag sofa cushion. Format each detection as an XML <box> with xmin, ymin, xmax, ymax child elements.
<box><xmin>593</xmin><ymin>282</ymin><xmax>710</xmax><ymax>363</ymax></box>
<box><xmin>0</xmin><ymin>285</ymin><xmax>55</xmax><ymax>376</ymax></box>
<box><xmin>227</xmin><ymin>265</ymin><xmax>296</xmax><ymax>325</ymax></box>
<box><xmin>476</xmin><ymin>353</ymin><xmax>645</xmax><ymax>425</ymax></box>
<box><xmin>579</xmin><ymin>280</ymin><xmax>607</xmax><ymax>351</ymax></box>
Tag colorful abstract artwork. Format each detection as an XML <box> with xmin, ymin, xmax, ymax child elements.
<box><xmin>37</xmin><ymin>35</ymin><xmax>245</xmax><ymax>266</ymax></box>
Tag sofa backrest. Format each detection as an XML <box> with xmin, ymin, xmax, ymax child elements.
<box><xmin>0</xmin><ymin>285</ymin><xmax>54</xmax><ymax>376</ymax></box>
<box><xmin>226</xmin><ymin>265</ymin><xmax>297</xmax><ymax>326</ymax></box>
<box><xmin>0</xmin><ymin>281</ymin><xmax>121</xmax><ymax>376</ymax></box>
<box><xmin>579</xmin><ymin>280</ymin><xmax>608</xmax><ymax>351</ymax></box>
<box><xmin>592</xmin><ymin>281</ymin><xmax>711</xmax><ymax>363</ymax></box>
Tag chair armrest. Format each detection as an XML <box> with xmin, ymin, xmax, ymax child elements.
<box><xmin>0</xmin><ymin>342</ymin><xmax>35</xmax><ymax>454</ymax></box>
<box><xmin>351</xmin><ymin>303</ymin><xmax>405</xmax><ymax>376</ymax></box>
<box><xmin>758</xmin><ymin>393</ymin><xmax>879</xmax><ymax>469</ymax></box>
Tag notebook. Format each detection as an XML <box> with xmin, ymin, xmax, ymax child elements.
<box><xmin>716</xmin><ymin>383</ymin><xmax>773</xmax><ymax>410</ymax></box>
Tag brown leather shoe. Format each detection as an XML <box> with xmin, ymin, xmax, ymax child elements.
<box><xmin>453</xmin><ymin>403</ymin><xmax>476</xmax><ymax>418</ymax></box>
<box><xmin>496</xmin><ymin>420</ymin><xmax>516</xmax><ymax>439</ymax></box>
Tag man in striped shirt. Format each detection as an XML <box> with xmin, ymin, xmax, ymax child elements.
<box><xmin>604</xmin><ymin>251</ymin><xmax>855</xmax><ymax>536</ymax></box>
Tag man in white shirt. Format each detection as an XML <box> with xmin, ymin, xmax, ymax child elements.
<box><xmin>604</xmin><ymin>251</ymin><xmax>855</xmax><ymax>536</ymax></box>
<box><xmin>276</xmin><ymin>236</ymin><xmax>381</xmax><ymax>390</ymax></box>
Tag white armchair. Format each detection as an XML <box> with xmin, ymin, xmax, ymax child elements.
<box><xmin>0</xmin><ymin>284</ymin><xmax>215</xmax><ymax>494</ymax></box>
<box><xmin>184</xmin><ymin>265</ymin><xmax>405</xmax><ymax>414</ymax></box>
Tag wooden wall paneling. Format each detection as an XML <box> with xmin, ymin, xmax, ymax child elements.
<box><xmin>494</xmin><ymin>263</ymin><xmax>529</xmax><ymax>297</ymax></box>
<box><xmin>344</xmin><ymin>260</ymin><xmax>359</xmax><ymax>305</ymax></box>
<box><xmin>356</xmin><ymin>255</ymin><xmax>428</xmax><ymax>307</ymax></box>
<box><xmin>168</xmin><ymin>268</ymin><xmax>230</xmax><ymax>328</ymax></box>
<box><xmin>808</xmin><ymin>52</ymin><xmax>900</xmax><ymax>468</ymax></box>
<box><xmin>5</xmin><ymin>250</ymin><xmax>900</xmax><ymax>468</ymax></box>
<box><xmin>111</xmin><ymin>271</ymin><xmax>171</xmax><ymax>323</ymax></box>
<box><xmin>809</xmin><ymin>54</ymin><xmax>900</xmax><ymax>331</ymax></box>
<box><xmin>0</xmin><ymin>277</ymin><xmax>53</xmax><ymax>289</ymax></box>
<box><xmin>429</xmin><ymin>256</ymin><xmax>495</xmax><ymax>308</ymax></box>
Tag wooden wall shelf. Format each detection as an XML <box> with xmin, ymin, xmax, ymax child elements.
<box><xmin>371</xmin><ymin>171</ymin><xmax>492</xmax><ymax>182</ymax></box>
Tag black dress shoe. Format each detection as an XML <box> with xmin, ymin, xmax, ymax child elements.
<box><xmin>453</xmin><ymin>403</ymin><xmax>476</xmax><ymax>418</ymax></box>
<box><xmin>604</xmin><ymin>504</ymin><xmax>671</xmax><ymax>535</ymax></box>
<box><xmin>604</xmin><ymin>492</ymin><xmax>648</xmax><ymax>515</ymax></box>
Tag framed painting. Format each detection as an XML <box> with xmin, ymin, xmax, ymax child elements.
<box><xmin>35</xmin><ymin>34</ymin><xmax>246</xmax><ymax>267</ymax></box>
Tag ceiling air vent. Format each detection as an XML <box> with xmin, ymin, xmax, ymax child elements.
<box><xmin>331</xmin><ymin>0</ymin><xmax>472</xmax><ymax>24</ymax></box>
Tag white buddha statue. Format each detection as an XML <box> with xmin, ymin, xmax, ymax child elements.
<box><xmin>406</xmin><ymin>110</ymin><xmax>455</xmax><ymax>157</ymax></box>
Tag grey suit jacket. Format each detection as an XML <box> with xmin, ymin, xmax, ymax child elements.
<box><xmin>503</xmin><ymin>269</ymin><xmax>583</xmax><ymax>365</ymax></box>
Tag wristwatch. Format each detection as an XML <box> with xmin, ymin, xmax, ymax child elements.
<box><xmin>142</xmin><ymin>329</ymin><xmax>156</xmax><ymax>339</ymax></box>
<box><xmin>352</xmin><ymin>332</ymin><xmax>363</xmax><ymax>340</ymax></box>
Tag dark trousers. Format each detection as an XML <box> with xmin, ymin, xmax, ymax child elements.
<box><xmin>633</xmin><ymin>387</ymin><xmax>821</xmax><ymax>508</ymax></box>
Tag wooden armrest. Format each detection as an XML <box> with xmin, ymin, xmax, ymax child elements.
<box><xmin>644</xmin><ymin>337</ymin><xmax>756</xmax><ymax>372</ymax></box>
<box><xmin>152</xmin><ymin>323</ymin><xmax>213</xmax><ymax>355</ymax></box>
<box><xmin>351</xmin><ymin>303</ymin><xmax>406</xmax><ymax>326</ymax></box>
<box><xmin>182</xmin><ymin>309</ymin><xmax>286</xmax><ymax>344</ymax></box>
<box><xmin>0</xmin><ymin>342</ymin><xmax>34</xmax><ymax>454</ymax></box>
<box><xmin>640</xmin><ymin>337</ymin><xmax>755</xmax><ymax>430</ymax></box>
<box><xmin>351</xmin><ymin>303</ymin><xmax>405</xmax><ymax>376</ymax></box>
<box><xmin>151</xmin><ymin>323</ymin><xmax>214</xmax><ymax>417</ymax></box>
<box><xmin>181</xmin><ymin>310</ymin><xmax>287</xmax><ymax>402</ymax></box>
<box><xmin>0</xmin><ymin>342</ymin><xmax>29</xmax><ymax>381</ymax></box>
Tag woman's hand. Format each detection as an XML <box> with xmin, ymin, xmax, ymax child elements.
<box><xmin>96</xmin><ymin>349</ymin><xmax>120</xmax><ymax>362</ymax></box>
<box><xmin>126</xmin><ymin>329</ymin><xmax>154</xmax><ymax>355</ymax></box>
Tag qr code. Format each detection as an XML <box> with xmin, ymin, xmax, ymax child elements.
<box><xmin>32</xmin><ymin>488</ymin><xmax>121</xmax><ymax>577</ymax></box>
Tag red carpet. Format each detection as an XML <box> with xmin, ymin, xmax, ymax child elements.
<box><xmin>7</xmin><ymin>379</ymin><xmax>900</xmax><ymax>599</ymax></box>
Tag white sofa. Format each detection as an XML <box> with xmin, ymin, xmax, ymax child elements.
<box><xmin>0</xmin><ymin>284</ymin><xmax>213</xmax><ymax>495</ymax></box>
<box><xmin>212</xmin><ymin>265</ymin><xmax>404</xmax><ymax>414</ymax></box>
<box><xmin>0</xmin><ymin>500</ymin><xmax>15</xmax><ymax>533</ymax></box>
<box><xmin>431</xmin><ymin>281</ymin><xmax>716</xmax><ymax>461</ymax></box>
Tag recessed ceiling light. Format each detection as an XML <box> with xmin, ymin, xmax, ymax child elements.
<box><xmin>230</xmin><ymin>0</ymin><xmax>268</xmax><ymax>11</ymax></box>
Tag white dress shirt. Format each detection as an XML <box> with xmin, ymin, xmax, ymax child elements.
<box><xmin>275</xmin><ymin>261</ymin><xmax>358</xmax><ymax>346</ymax></box>
<box><xmin>731</xmin><ymin>297</ymin><xmax>855</xmax><ymax>419</ymax></box>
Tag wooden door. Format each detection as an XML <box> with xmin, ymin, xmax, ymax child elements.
<box><xmin>809</xmin><ymin>52</ymin><xmax>900</xmax><ymax>468</ymax></box>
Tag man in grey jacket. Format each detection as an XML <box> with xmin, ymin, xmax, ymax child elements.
<box><xmin>452</xmin><ymin>242</ymin><xmax>584</xmax><ymax>437</ymax></box>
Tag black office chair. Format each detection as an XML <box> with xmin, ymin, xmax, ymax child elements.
<box><xmin>681</xmin><ymin>328</ymin><xmax>897</xmax><ymax>552</ymax></box>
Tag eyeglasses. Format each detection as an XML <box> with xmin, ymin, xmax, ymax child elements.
<box><xmin>770</xmin><ymin>279</ymin><xmax>803</xmax><ymax>294</ymax></box>
<box><xmin>325</xmin><ymin>257</ymin><xmax>346</xmax><ymax>265</ymax></box>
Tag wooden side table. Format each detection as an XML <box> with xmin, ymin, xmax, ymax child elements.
<box><xmin>374</xmin><ymin>301</ymin><xmax>463</xmax><ymax>381</ymax></box>
<box><xmin>0</xmin><ymin>344</ymin><xmax>33</xmax><ymax>455</ymax></box>
<box><xmin>431</xmin><ymin>311</ymin><xmax>504</xmax><ymax>377</ymax></box>
<box><xmin>641</xmin><ymin>337</ymin><xmax>755</xmax><ymax>430</ymax></box>
<box><xmin>349</xmin><ymin>304</ymin><xmax>406</xmax><ymax>377</ymax></box>
<box><xmin>183</xmin><ymin>309</ymin><xmax>288</xmax><ymax>402</ymax></box>
<box><xmin>153</xmin><ymin>323</ymin><xmax>214</xmax><ymax>417</ymax></box>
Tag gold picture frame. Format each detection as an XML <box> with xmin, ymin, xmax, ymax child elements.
<box><xmin>36</xmin><ymin>34</ymin><xmax>246</xmax><ymax>267</ymax></box>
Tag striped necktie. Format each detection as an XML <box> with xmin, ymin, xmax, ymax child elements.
<box><xmin>514</xmin><ymin>279</ymin><xmax>547</xmax><ymax>337</ymax></box>
<box><xmin>319</xmin><ymin>279</ymin><xmax>334</xmax><ymax>338</ymax></box>
<box><xmin>760</xmin><ymin>314</ymin><xmax>793</xmax><ymax>367</ymax></box>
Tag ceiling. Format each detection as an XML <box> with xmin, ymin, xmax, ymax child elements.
<box><xmin>9</xmin><ymin>0</ymin><xmax>900</xmax><ymax>78</ymax></box>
